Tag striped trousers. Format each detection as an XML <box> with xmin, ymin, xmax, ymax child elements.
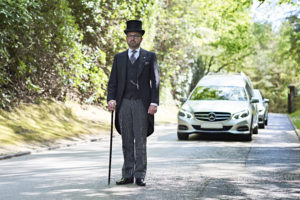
<box><xmin>119</xmin><ymin>98</ymin><xmax>148</xmax><ymax>179</ymax></box>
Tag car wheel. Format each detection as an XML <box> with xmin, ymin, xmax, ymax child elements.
<box><xmin>243</xmin><ymin>117</ymin><xmax>253</xmax><ymax>141</ymax></box>
<box><xmin>177</xmin><ymin>132</ymin><xmax>189</xmax><ymax>140</ymax></box>
<box><xmin>243</xmin><ymin>132</ymin><xmax>252</xmax><ymax>141</ymax></box>
<box><xmin>264</xmin><ymin>119</ymin><xmax>268</xmax><ymax>125</ymax></box>
<box><xmin>253</xmin><ymin>126</ymin><xmax>258</xmax><ymax>134</ymax></box>
<box><xmin>259</xmin><ymin>123</ymin><xmax>265</xmax><ymax>129</ymax></box>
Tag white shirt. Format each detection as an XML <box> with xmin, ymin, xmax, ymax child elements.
<box><xmin>128</xmin><ymin>48</ymin><xmax>140</xmax><ymax>61</ymax></box>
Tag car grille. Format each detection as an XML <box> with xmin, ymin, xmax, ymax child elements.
<box><xmin>194</xmin><ymin>112</ymin><xmax>231</xmax><ymax>121</ymax></box>
<box><xmin>192</xmin><ymin>125</ymin><xmax>232</xmax><ymax>131</ymax></box>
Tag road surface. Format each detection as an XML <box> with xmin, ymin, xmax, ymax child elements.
<box><xmin>0</xmin><ymin>113</ymin><xmax>300</xmax><ymax>200</ymax></box>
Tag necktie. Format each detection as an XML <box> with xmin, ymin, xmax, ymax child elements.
<box><xmin>130</xmin><ymin>50</ymin><xmax>137</xmax><ymax>64</ymax></box>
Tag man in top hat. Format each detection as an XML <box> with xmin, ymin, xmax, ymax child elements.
<box><xmin>107</xmin><ymin>20</ymin><xmax>160</xmax><ymax>186</ymax></box>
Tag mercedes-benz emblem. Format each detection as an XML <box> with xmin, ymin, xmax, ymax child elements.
<box><xmin>208</xmin><ymin>112</ymin><xmax>216</xmax><ymax>121</ymax></box>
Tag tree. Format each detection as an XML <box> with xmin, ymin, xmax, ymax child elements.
<box><xmin>154</xmin><ymin>0</ymin><xmax>256</xmax><ymax>100</ymax></box>
<box><xmin>0</xmin><ymin>0</ymin><xmax>81</xmax><ymax>108</ymax></box>
<box><xmin>0</xmin><ymin>0</ymin><xmax>157</xmax><ymax>108</ymax></box>
<box><xmin>245</xmin><ymin>19</ymin><xmax>299</xmax><ymax>113</ymax></box>
<box><xmin>258</xmin><ymin>0</ymin><xmax>299</xmax><ymax>5</ymax></box>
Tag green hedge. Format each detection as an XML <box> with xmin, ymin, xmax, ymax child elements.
<box><xmin>0</xmin><ymin>0</ymin><xmax>156</xmax><ymax>109</ymax></box>
<box><xmin>290</xmin><ymin>109</ymin><xmax>300</xmax><ymax>129</ymax></box>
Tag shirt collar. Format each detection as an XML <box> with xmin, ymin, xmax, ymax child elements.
<box><xmin>129</xmin><ymin>47</ymin><xmax>140</xmax><ymax>53</ymax></box>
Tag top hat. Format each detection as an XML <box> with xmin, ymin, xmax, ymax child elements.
<box><xmin>124</xmin><ymin>20</ymin><xmax>145</xmax><ymax>36</ymax></box>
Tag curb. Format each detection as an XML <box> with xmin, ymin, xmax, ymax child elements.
<box><xmin>0</xmin><ymin>151</ymin><xmax>31</xmax><ymax>160</ymax></box>
<box><xmin>0</xmin><ymin>138</ymin><xmax>103</xmax><ymax>161</ymax></box>
<box><xmin>287</xmin><ymin>115</ymin><xmax>300</xmax><ymax>141</ymax></box>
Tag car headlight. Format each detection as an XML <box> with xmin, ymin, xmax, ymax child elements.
<box><xmin>178</xmin><ymin>109</ymin><xmax>193</xmax><ymax>119</ymax></box>
<box><xmin>232</xmin><ymin>110</ymin><xmax>249</xmax><ymax>119</ymax></box>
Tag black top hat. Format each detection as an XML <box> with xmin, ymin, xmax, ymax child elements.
<box><xmin>124</xmin><ymin>20</ymin><xmax>145</xmax><ymax>36</ymax></box>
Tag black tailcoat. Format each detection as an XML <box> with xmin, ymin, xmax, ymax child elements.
<box><xmin>107</xmin><ymin>48</ymin><xmax>160</xmax><ymax>136</ymax></box>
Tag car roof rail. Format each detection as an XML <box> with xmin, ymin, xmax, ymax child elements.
<box><xmin>206</xmin><ymin>72</ymin><xmax>219</xmax><ymax>75</ymax></box>
<box><xmin>206</xmin><ymin>71</ymin><xmax>246</xmax><ymax>76</ymax></box>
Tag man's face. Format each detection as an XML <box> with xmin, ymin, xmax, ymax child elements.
<box><xmin>126</xmin><ymin>32</ymin><xmax>143</xmax><ymax>49</ymax></box>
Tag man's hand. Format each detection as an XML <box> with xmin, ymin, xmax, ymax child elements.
<box><xmin>108</xmin><ymin>100</ymin><xmax>117</xmax><ymax>111</ymax></box>
<box><xmin>148</xmin><ymin>105</ymin><xmax>157</xmax><ymax>115</ymax></box>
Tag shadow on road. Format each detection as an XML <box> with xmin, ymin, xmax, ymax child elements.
<box><xmin>188</xmin><ymin>133</ymin><xmax>247</xmax><ymax>142</ymax></box>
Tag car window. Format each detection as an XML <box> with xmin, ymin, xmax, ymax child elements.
<box><xmin>189</xmin><ymin>86</ymin><xmax>248</xmax><ymax>101</ymax></box>
<box><xmin>245</xmin><ymin>83</ymin><xmax>254</xmax><ymax>98</ymax></box>
<box><xmin>254</xmin><ymin>90</ymin><xmax>263</xmax><ymax>102</ymax></box>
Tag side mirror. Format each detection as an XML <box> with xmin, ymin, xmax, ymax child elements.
<box><xmin>180</xmin><ymin>98</ymin><xmax>187</xmax><ymax>103</ymax></box>
<box><xmin>264</xmin><ymin>99</ymin><xmax>269</xmax><ymax>103</ymax></box>
<box><xmin>250</xmin><ymin>98</ymin><xmax>259</xmax><ymax>104</ymax></box>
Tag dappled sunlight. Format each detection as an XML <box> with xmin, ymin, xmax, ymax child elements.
<box><xmin>0</xmin><ymin>114</ymin><xmax>300</xmax><ymax>199</ymax></box>
<box><xmin>102</xmin><ymin>185</ymin><xmax>144</xmax><ymax>196</ymax></box>
<box><xmin>0</xmin><ymin>101</ymin><xmax>111</xmax><ymax>155</ymax></box>
<box><xmin>237</xmin><ymin>175</ymin><xmax>300</xmax><ymax>199</ymax></box>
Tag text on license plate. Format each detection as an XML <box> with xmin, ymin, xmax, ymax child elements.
<box><xmin>201</xmin><ymin>123</ymin><xmax>223</xmax><ymax>129</ymax></box>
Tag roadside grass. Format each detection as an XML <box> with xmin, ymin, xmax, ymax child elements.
<box><xmin>0</xmin><ymin>101</ymin><xmax>110</xmax><ymax>155</ymax></box>
<box><xmin>289</xmin><ymin>109</ymin><xmax>300</xmax><ymax>129</ymax></box>
<box><xmin>0</xmin><ymin>100</ymin><xmax>178</xmax><ymax>155</ymax></box>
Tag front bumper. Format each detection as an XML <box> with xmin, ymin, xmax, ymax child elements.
<box><xmin>177</xmin><ymin>115</ymin><xmax>252</xmax><ymax>135</ymax></box>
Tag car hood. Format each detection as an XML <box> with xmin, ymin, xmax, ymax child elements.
<box><xmin>182</xmin><ymin>100</ymin><xmax>250</xmax><ymax>114</ymax></box>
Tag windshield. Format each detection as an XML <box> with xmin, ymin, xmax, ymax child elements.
<box><xmin>189</xmin><ymin>86</ymin><xmax>248</xmax><ymax>101</ymax></box>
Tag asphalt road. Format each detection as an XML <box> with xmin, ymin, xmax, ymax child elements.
<box><xmin>0</xmin><ymin>113</ymin><xmax>300</xmax><ymax>200</ymax></box>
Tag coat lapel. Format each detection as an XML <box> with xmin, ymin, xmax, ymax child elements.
<box><xmin>120</xmin><ymin>50</ymin><xmax>128</xmax><ymax>83</ymax></box>
<box><xmin>137</xmin><ymin>48</ymin><xmax>147</xmax><ymax>78</ymax></box>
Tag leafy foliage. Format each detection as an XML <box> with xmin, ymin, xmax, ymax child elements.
<box><xmin>0</xmin><ymin>0</ymin><xmax>156</xmax><ymax>109</ymax></box>
<box><xmin>0</xmin><ymin>0</ymin><xmax>81</xmax><ymax>108</ymax></box>
<box><xmin>154</xmin><ymin>0</ymin><xmax>256</xmax><ymax>99</ymax></box>
<box><xmin>0</xmin><ymin>0</ymin><xmax>299</xmax><ymax>113</ymax></box>
<box><xmin>245</xmin><ymin>18</ymin><xmax>299</xmax><ymax>112</ymax></box>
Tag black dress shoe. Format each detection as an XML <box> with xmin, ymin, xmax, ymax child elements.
<box><xmin>116</xmin><ymin>177</ymin><xmax>134</xmax><ymax>185</ymax></box>
<box><xmin>136</xmin><ymin>178</ymin><xmax>146</xmax><ymax>186</ymax></box>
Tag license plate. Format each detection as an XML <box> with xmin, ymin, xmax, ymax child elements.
<box><xmin>201</xmin><ymin>123</ymin><xmax>223</xmax><ymax>129</ymax></box>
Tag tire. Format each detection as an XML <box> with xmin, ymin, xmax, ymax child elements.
<box><xmin>253</xmin><ymin>126</ymin><xmax>258</xmax><ymax>134</ymax></box>
<box><xmin>264</xmin><ymin>119</ymin><xmax>268</xmax><ymax>125</ymax></box>
<box><xmin>243</xmin><ymin>116</ymin><xmax>253</xmax><ymax>141</ymax></box>
<box><xmin>259</xmin><ymin>123</ymin><xmax>265</xmax><ymax>129</ymax></box>
<box><xmin>177</xmin><ymin>132</ymin><xmax>189</xmax><ymax>140</ymax></box>
<box><xmin>243</xmin><ymin>132</ymin><xmax>252</xmax><ymax>141</ymax></box>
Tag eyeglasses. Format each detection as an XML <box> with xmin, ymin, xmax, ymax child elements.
<box><xmin>127</xmin><ymin>35</ymin><xmax>142</xmax><ymax>39</ymax></box>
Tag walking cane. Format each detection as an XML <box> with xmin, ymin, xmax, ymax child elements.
<box><xmin>108</xmin><ymin>110</ymin><xmax>114</xmax><ymax>185</ymax></box>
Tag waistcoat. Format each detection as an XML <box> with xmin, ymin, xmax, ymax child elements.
<box><xmin>123</xmin><ymin>56</ymin><xmax>140</xmax><ymax>99</ymax></box>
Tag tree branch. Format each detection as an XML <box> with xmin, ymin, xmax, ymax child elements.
<box><xmin>205</xmin><ymin>56</ymin><xmax>214</xmax><ymax>75</ymax></box>
<box><xmin>216</xmin><ymin>52</ymin><xmax>253</xmax><ymax>73</ymax></box>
